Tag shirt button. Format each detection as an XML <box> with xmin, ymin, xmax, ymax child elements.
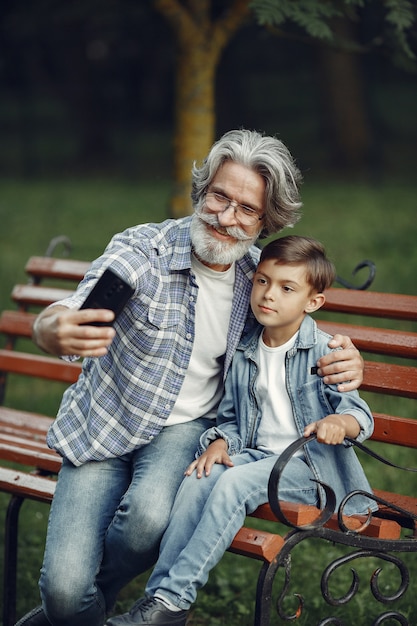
<box><xmin>189</xmin><ymin>296</ymin><xmax>194</xmax><ymax>302</ymax></box>
<box><xmin>186</xmin><ymin>333</ymin><xmax>192</xmax><ymax>340</ymax></box>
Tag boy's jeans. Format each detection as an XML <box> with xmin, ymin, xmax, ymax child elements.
<box><xmin>146</xmin><ymin>449</ymin><xmax>318</xmax><ymax>609</ymax></box>
<box><xmin>38</xmin><ymin>418</ymin><xmax>212</xmax><ymax>626</ymax></box>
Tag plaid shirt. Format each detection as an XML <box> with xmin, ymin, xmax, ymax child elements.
<box><xmin>47</xmin><ymin>216</ymin><xmax>260</xmax><ymax>465</ymax></box>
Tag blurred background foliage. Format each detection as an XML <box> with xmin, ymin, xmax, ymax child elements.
<box><xmin>1</xmin><ymin>0</ymin><xmax>416</xmax><ymax>298</ymax></box>
<box><xmin>0</xmin><ymin>0</ymin><xmax>416</xmax><ymax>183</ymax></box>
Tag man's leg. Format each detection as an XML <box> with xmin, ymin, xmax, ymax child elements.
<box><xmin>97</xmin><ymin>418</ymin><xmax>213</xmax><ymax>609</ymax></box>
<box><xmin>22</xmin><ymin>417</ymin><xmax>209</xmax><ymax>626</ymax></box>
<box><xmin>39</xmin><ymin>456</ymin><xmax>132</xmax><ymax>626</ymax></box>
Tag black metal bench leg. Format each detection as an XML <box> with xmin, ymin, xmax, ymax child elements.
<box><xmin>3</xmin><ymin>495</ymin><xmax>24</xmax><ymax>626</ymax></box>
<box><xmin>253</xmin><ymin>559</ymin><xmax>280</xmax><ymax>626</ymax></box>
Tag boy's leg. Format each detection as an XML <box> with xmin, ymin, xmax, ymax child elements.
<box><xmin>148</xmin><ymin>452</ymin><xmax>318</xmax><ymax>610</ymax></box>
<box><xmin>145</xmin><ymin>460</ymin><xmax>229</xmax><ymax>595</ymax></box>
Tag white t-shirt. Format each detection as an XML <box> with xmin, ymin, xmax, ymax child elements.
<box><xmin>255</xmin><ymin>330</ymin><xmax>299</xmax><ymax>455</ymax></box>
<box><xmin>166</xmin><ymin>255</ymin><xmax>235</xmax><ymax>425</ymax></box>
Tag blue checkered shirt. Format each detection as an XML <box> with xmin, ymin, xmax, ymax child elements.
<box><xmin>47</xmin><ymin>217</ymin><xmax>260</xmax><ymax>465</ymax></box>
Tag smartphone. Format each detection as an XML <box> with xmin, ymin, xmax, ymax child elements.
<box><xmin>79</xmin><ymin>268</ymin><xmax>134</xmax><ymax>326</ymax></box>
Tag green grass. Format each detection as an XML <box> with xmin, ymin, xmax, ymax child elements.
<box><xmin>0</xmin><ymin>177</ymin><xmax>416</xmax><ymax>625</ymax></box>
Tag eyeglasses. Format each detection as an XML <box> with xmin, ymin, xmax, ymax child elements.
<box><xmin>204</xmin><ymin>191</ymin><xmax>264</xmax><ymax>227</ymax></box>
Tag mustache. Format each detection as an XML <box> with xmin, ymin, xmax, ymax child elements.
<box><xmin>196</xmin><ymin>210</ymin><xmax>254</xmax><ymax>241</ymax></box>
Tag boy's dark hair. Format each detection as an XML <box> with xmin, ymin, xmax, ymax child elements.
<box><xmin>259</xmin><ymin>236</ymin><xmax>336</xmax><ymax>293</ymax></box>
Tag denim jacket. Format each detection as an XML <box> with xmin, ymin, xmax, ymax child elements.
<box><xmin>198</xmin><ymin>315</ymin><xmax>375</xmax><ymax>516</ymax></box>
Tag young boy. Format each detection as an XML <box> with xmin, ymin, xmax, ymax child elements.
<box><xmin>106</xmin><ymin>236</ymin><xmax>375</xmax><ymax>626</ymax></box>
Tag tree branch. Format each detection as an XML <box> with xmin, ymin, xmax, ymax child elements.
<box><xmin>212</xmin><ymin>0</ymin><xmax>252</xmax><ymax>54</ymax></box>
<box><xmin>152</xmin><ymin>0</ymin><xmax>195</xmax><ymax>35</ymax></box>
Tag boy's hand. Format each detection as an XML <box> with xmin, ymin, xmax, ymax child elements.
<box><xmin>185</xmin><ymin>438</ymin><xmax>234</xmax><ymax>478</ymax></box>
<box><xmin>316</xmin><ymin>334</ymin><xmax>364</xmax><ymax>392</ymax></box>
<box><xmin>304</xmin><ymin>414</ymin><xmax>360</xmax><ymax>445</ymax></box>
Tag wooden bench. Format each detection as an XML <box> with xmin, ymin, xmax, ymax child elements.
<box><xmin>0</xmin><ymin>256</ymin><xmax>88</xmax><ymax>625</ymax></box>
<box><xmin>1</xmin><ymin>255</ymin><xmax>416</xmax><ymax>626</ymax></box>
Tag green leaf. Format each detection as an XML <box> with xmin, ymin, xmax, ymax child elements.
<box><xmin>249</xmin><ymin>0</ymin><xmax>342</xmax><ymax>40</ymax></box>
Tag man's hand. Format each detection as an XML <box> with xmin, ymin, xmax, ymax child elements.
<box><xmin>184</xmin><ymin>438</ymin><xmax>234</xmax><ymax>478</ymax></box>
<box><xmin>32</xmin><ymin>306</ymin><xmax>116</xmax><ymax>357</ymax></box>
<box><xmin>304</xmin><ymin>414</ymin><xmax>360</xmax><ymax>445</ymax></box>
<box><xmin>316</xmin><ymin>334</ymin><xmax>364</xmax><ymax>392</ymax></box>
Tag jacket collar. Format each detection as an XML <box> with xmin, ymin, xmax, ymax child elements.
<box><xmin>239</xmin><ymin>314</ymin><xmax>318</xmax><ymax>356</ymax></box>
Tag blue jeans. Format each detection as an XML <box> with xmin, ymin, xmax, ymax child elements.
<box><xmin>39</xmin><ymin>418</ymin><xmax>212</xmax><ymax>626</ymax></box>
<box><xmin>146</xmin><ymin>449</ymin><xmax>318</xmax><ymax>609</ymax></box>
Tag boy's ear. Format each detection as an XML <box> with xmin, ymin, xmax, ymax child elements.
<box><xmin>304</xmin><ymin>292</ymin><xmax>325</xmax><ymax>314</ymax></box>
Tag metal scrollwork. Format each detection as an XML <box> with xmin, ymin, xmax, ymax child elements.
<box><xmin>265</xmin><ymin>434</ymin><xmax>416</xmax><ymax>626</ymax></box>
<box><xmin>370</xmin><ymin>557</ymin><xmax>410</xmax><ymax>603</ymax></box>
<box><xmin>335</xmin><ymin>259</ymin><xmax>376</xmax><ymax>290</ymax></box>
<box><xmin>321</xmin><ymin>562</ymin><xmax>358</xmax><ymax>606</ymax></box>
<box><xmin>268</xmin><ymin>434</ymin><xmax>337</xmax><ymax>530</ymax></box>
<box><xmin>45</xmin><ymin>235</ymin><xmax>72</xmax><ymax>257</ymax></box>
<box><xmin>372</xmin><ymin>612</ymin><xmax>409</xmax><ymax>625</ymax></box>
<box><xmin>321</xmin><ymin>550</ymin><xmax>409</xmax><ymax>606</ymax></box>
<box><xmin>341</xmin><ymin>439</ymin><xmax>417</xmax><ymax>535</ymax></box>
<box><xmin>269</xmin><ymin>434</ymin><xmax>417</xmax><ymax>537</ymax></box>
<box><xmin>274</xmin><ymin>554</ymin><xmax>304</xmax><ymax>621</ymax></box>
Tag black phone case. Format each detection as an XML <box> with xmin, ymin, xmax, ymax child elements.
<box><xmin>79</xmin><ymin>268</ymin><xmax>134</xmax><ymax>326</ymax></box>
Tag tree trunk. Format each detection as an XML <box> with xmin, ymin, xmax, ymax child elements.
<box><xmin>153</xmin><ymin>0</ymin><xmax>250</xmax><ymax>216</ymax></box>
<box><xmin>317</xmin><ymin>19</ymin><xmax>373</xmax><ymax>174</ymax></box>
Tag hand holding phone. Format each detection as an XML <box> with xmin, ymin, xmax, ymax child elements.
<box><xmin>79</xmin><ymin>268</ymin><xmax>134</xmax><ymax>326</ymax></box>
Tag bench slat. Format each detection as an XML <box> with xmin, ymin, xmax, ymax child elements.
<box><xmin>25</xmin><ymin>256</ymin><xmax>90</xmax><ymax>282</ymax></box>
<box><xmin>372</xmin><ymin>413</ymin><xmax>417</xmax><ymax>447</ymax></box>
<box><xmin>249</xmin><ymin>501</ymin><xmax>402</xmax><ymax>540</ymax></box>
<box><xmin>11</xmin><ymin>285</ymin><xmax>75</xmax><ymax>309</ymax></box>
<box><xmin>0</xmin><ymin>350</ymin><xmax>81</xmax><ymax>384</ymax></box>
<box><xmin>0</xmin><ymin>310</ymin><xmax>36</xmax><ymax>339</ymax></box>
<box><xmin>317</xmin><ymin>320</ymin><xmax>417</xmax><ymax>359</ymax></box>
<box><xmin>361</xmin><ymin>360</ymin><xmax>417</xmax><ymax>398</ymax></box>
<box><xmin>2</xmin><ymin>310</ymin><xmax>416</xmax><ymax>361</ymax></box>
<box><xmin>0</xmin><ymin>437</ymin><xmax>61</xmax><ymax>473</ymax></box>
<box><xmin>323</xmin><ymin>288</ymin><xmax>417</xmax><ymax>321</ymax></box>
<box><xmin>0</xmin><ymin>467</ymin><xmax>56</xmax><ymax>502</ymax></box>
<box><xmin>374</xmin><ymin>489</ymin><xmax>417</xmax><ymax>521</ymax></box>
<box><xmin>229</xmin><ymin>526</ymin><xmax>285</xmax><ymax>562</ymax></box>
<box><xmin>0</xmin><ymin>407</ymin><xmax>52</xmax><ymax>433</ymax></box>
<box><xmin>20</xmin><ymin>264</ymin><xmax>417</xmax><ymax>323</ymax></box>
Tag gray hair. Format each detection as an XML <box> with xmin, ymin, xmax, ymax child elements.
<box><xmin>191</xmin><ymin>129</ymin><xmax>302</xmax><ymax>237</ymax></box>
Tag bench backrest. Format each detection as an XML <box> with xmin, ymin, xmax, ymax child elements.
<box><xmin>1</xmin><ymin>255</ymin><xmax>417</xmax><ymax>455</ymax></box>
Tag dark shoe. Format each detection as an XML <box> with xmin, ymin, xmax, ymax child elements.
<box><xmin>15</xmin><ymin>606</ymin><xmax>50</xmax><ymax>626</ymax></box>
<box><xmin>106</xmin><ymin>596</ymin><xmax>188</xmax><ymax>626</ymax></box>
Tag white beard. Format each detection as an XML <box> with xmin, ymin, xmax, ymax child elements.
<box><xmin>190</xmin><ymin>212</ymin><xmax>259</xmax><ymax>267</ymax></box>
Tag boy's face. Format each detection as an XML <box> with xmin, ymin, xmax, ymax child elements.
<box><xmin>251</xmin><ymin>259</ymin><xmax>324</xmax><ymax>343</ymax></box>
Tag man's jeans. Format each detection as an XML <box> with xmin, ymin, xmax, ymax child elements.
<box><xmin>146</xmin><ymin>449</ymin><xmax>318</xmax><ymax>609</ymax></box>
<box><xmin>39</xmin><ymin>418</ymin><xmax>212</xmax><ymax>626</ymax></box>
